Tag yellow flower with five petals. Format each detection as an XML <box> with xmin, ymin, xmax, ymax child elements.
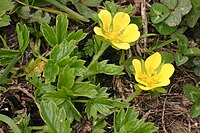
<box><xmin>132</xmin><ymin>52</ymin><xmax>175</xmax><ymax>90</ymax></box>
<box><xmin>94</xmin><ymin>10</ymin><xmax>140</xmax><ymax>50</ymax></box>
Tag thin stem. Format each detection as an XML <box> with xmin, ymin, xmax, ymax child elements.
<box><xmin>125</xmin><ymin>89</ymin><xmax>142</xmax><ymax>103</ymax></box>
<box><xmin>72</xmin><ymin>99</ymin><xmax>88</xmax><ymax>103</ymax></box>
<box><xmin>30</xmin><ymin>126</ymin><xmax>45</xmax><ymax>130</ymax></box>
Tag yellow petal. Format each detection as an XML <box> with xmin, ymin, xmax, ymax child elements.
<box><xmin>154</xmin><ymin>79</ymin><xmax>170</xmax><ymax>88</ymax></box>
<box><xmin>157</xmin><ymin>64</ymin><xmax>175</xmax><ymax>80</ymax></box>
<box><xmin>98</xmin><ymin>10</ymin><xmax>112</xmax><ymax>32</ymax></box>
<box><xmin>113</xmin><ymin>12</ymin><xmax>130</xmax><ymax>32</ymax></box>
<box><xmin>138</xmin><ymin>84</ymin><xmax>154</xmax><ymax>90</ymax></box>
<box><xmin>132</xmin><ymin>59</ymin><xmax>142</xmax><ymax>76</ymax></box>
<box><xmin>118</xmin><ymin>24</ymin><xmax>140</xmax><ymax>42</ymax></box>
<box><xmin>111</xmin><ymin>42</ymin><xmax>130</xmax><ymax>50</ymax></box>
<box><xmin>145</xmin><ymin>52</ymin><xmax>161</xmax><ymax>74</ymax></box>
<box><xmin>94</xmin><ymin>27</ymin><xmax>108</xmax><ymax>39</ymax></box>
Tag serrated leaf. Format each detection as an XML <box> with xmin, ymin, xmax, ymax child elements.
<box><xmin>99</xmin><ymin>60</ymin><xmax>124</xmax><ymax>75</ymax></box>
<box><xmin>0</xmin><ymin>0</ymin><xmax>12</xmax><ymax>12</ymax></box>
<box><xmin>0</xmin><ymin>14</ymin><xmax>11</xmax><ymax>27</ymax></box>
<box><xmin>57</xmin><ymin>66</ymin><xmax>75</xmax><ymax>90</ymax></box>
<box><xmin>41</xmin><ymin>24</ymin><xmax>57</xmax><ymax>47</ymax></box>
<box><xmin>40</xmin><ymin>101</ymin><xmax>72</xmax><ymax>133</ymax></box>
<box><xmin>16</xmin><ymin>23</ymin><xmax>30</xmax><ymax>52</ymax></box>
<box><xmin>184</xmin><ymin>47</ymin><xmax>200</xmax><ymax>56</ymax></box>
<box><xmin>71</xmin><ymin>82</ymin><xmax>97</xmax><ymax>98</ymax></box>
<box><xmin>50</xmin><ymin>40</ymin><xmax>77</xmax><ymax>61</ymax></box>
<box><xmin>150</xmin><ymin>3</ymin><xmax>170</xmax><ymax>24</ymax></box>
<box><xmin>56</xmin><ymin>14</ymin><xmax>68</xmax><ymax>44</ymax></box>
<box><xmin>183</xmin><ymin>85</ymin><xmax>200</xmax><ymax>102</ymax></box>
<box><xmin>62</xmin><ymin>100</ymin><xmax>82</xmax><ymax>121</ymax></box>
<box><xmin>163</xmin><ymin>0</ymin><xmax>178</xmax><ymax>10</ymax></box>
<box><xmin>67</xmin><ymin>29</ymin><xmax>87</xmax><ymax>42</ymax></box>
<box><xmin>58</xmin><ymin>56</ymin><xmax>87</xmax><ymax>76</ymax></box>
<box><xmin>114</xmin><ymin>107</ymin><xmax>158</xmax><ymax>133</ymax></box>
<box><xmin>175</xmin><ymin>52</ymin><xmax>188</xmax><ymax>66</ymax></box>
<box><xmin>44</xmin><ymin>59</ymin><xmax>59</xmax><ymax>83</ymax></box>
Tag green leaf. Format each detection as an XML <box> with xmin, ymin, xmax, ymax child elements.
<box><xmin>0</xmin><ymin>114</ymin><xmax>21</xmax><ymax>133</ymax></box>
<box><xmin>0</xmin><ymin>0</ymin><xmax>12</xmax><ymax>13</ymax></box>
<box><xmin>41</xmin><ymin>24</ymin><xmax>57</xmax><ymax>47</ymax></box>
<box><xmin>0</xmin><ymin>49</ymin><xmax>20</xmax><ymax>58</ymax></box>
<box><xmin>176</xmin><ymin>34</ymin><xmax>188</xmax><ymax>54</ymax></box>
<box><xmin>194</xmin><ymin>66</ymin><xmax>200</xmax><ymax>76</ymax></box>
<box><xmin>50</xmin><ymin>40</ymin><xmax>77</xmax><ymax>61</ymax></box>
<box><xmin>56</xmin><ymin>14</ymin><xmax>68</xmax><ymax>44</ymax></box>
<box><xmin>44</xmin><ymin>59</ymin><xmax>59</xmax><ymax>83</ymax></box>
<box><xmin>185</xmin><ymin>2</ymin><xmax>200</xmax><ymax>28</ymax></box>
<box><xmin>114</xmin><ymin>107</ymin><xmax>158</xmax><ymax>133</ymax></box>
<box><xmin>150</xmin><ymin>3</ymin><xmax>170</xmax><ymax>24</ymax></box>
<box><xmin>175</xmin><ymin>0</ymin><xmax>192</xmax><ymax>16</ymax></box>
<box><xmin>67</xmin><ymin>29</ymin><xmax>87</xmax><ymax>42</ymax></box>
<box><xmin>154</xmin><ymin>22</ymin><xmax>177</xmax><ymax>35</ymax></box>
<box><xmin>190</xmin><ymin>101</ymin><xmax>200</xmax><ymax>118</ymax></box>
<box><xmin>99</xmin><ymin>60</ymin><xmax>124</xmax><ymax>75</ymax></box>
<box><xmin>40</xmin><ymin>101</ymin><xmax>72</xmax><ymax>133</ymax></box>
<box><xmin>183</xmin><ymin>85</ymin><xmax>200</xmax><ymax>102</ymax></box>
<box><xmin>17</xmin><ymin>6</ymin><xmax>51</xmax><ymax>24</ymax></box>
<box><xmin>0</xmin><ymin>14</ymin><xmax>11</xmax><ymax>27</ymax></box>
<box><xmin>154</xmin><ymin>87</ymin><xmax>167</xmax><ymax>93</ymax></box>
<box><xmin>58</xmin><ymin>56</ymin><xmax>87</xmax><ymax>76</ymax></box>
<box><xmin>160</xmin><ymin>51</ymin><xmax>174</xmax><ymax>63</ymax></box>
<box><xmin>0</xmin><ymin>86</ymin><xmax>6</xmax><ymax>91</ymax></box>
<box><xmin>165</xmin><ymin>11</ymin><xmax>182</xmax><ymax>27</ymax></box>
<box><xmin>163</xmin><ymin>0</ymin><xmax>178</xmax><ymax>10</ymax></box>
<box><xmin>16</xmin><ymin>23</ymin><xmax>30</xmax><ymax>52</ymax></box>
<box><xmin>184</xmin><ymin>47</ymin><xmax>200</xmax><ymax>56</ymax></box>
<box><xmin>71</xmin><ymin>82</ymin><xmax>97</xmax><ymax>98</ymax></box>
<box><xmin>57</xmin><ymin>66</ymin><xmax>75</xmax><ymax>90</ymax></box>
<box><xmin>14</xmin><ymin>113</ymin><xmax>31</xmax><ymax>133</ymax></box>
<box><xmin>193</xmin><ymin>57</ymin><xmax>200</xmax><ymax>67</ymax></box>
<box><xmin>175</xmin><ymin>52</ymin><xmax>188</xmax><ymax>66</ymax></box>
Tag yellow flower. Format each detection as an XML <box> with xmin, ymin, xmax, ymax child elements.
<box><xmin>132</xmin><ymin>52</ymin><xmax>175</xmax><ymax>90</ymax></box>
<box><xmin>94</xmin><ymin>10</ymin><xmax>140</xmax><ymax>50</ymax></box>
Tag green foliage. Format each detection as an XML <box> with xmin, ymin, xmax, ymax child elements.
<box><xmin>114</xmin><ymin>107</ymin><xmax>158</xmax><ymax>133</ymax></box>
<box><xmin>40</xmin><ymin>101</ymin><xmax>72</xmax><ymax>133</ymax></box>
<box><xmin>183</xmin><ymin>85</ymin><xmax>200</xmax><ymax>118</ymax></box>
<box><xmin>0</xmin><ymin>114</ymin><xmax>21</xmax><ymax>133</ymax></box>
<box><xmin>14</xmin><ymin>113</ymin><xmax>31</xmax><ymax>133</ymax></box>
<box><xmin>0</xmin><ymin>0</ymin><xmax>12</xmax><ymax>27</ymax></box>
<box><xmin>17</xmin><ymin>6</ymin><xmax>51</xmax><ymax>24</ymax></box>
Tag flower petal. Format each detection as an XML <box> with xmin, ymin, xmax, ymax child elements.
<box><xmin>98</xmin><ymin>10</ymin><xmax>112</xmax><ymax>32</ymax></box>
<box><xmin>118</xmin><ymin>24</ymin><xmax>140</xmax><ymax>42</ymax></box>
<box><xmin>138</xmin><ymin>84</ymin><xmax>154</xmax><ymax>90</ymax></box>
<box><xmin>145</xmin><ymin>52</ymin><xmax>161</xmax><ymax>75</ymax></box>
<box><xmin>111</xmin><ymin>42</ymin><xmax>130</xmax><ymax>50</ymax></box>
<box><xmin>157</xmin><ymin>63</ymin><xmax>175</xmax><ymax>80</ymax></box>
<box><xmin>113</xmin><ymin>12</ymin><xmax>130</xmax><ymax>32</ymax></box>
<box><xmin>94</xmin><ymin>27</ymin><xmax>108</xmax><ymax>39</ymax></box>
<box><xmin>132</xmin><ymin>59</ymin><xmax>142</xmax><ymax>76</ymax></box>
<box><xmin>154</xmin><ymin>79</ymin><xmax>170</xmax><ymax>88</ymax></box>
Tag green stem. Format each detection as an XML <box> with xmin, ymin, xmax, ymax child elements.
<box><xmin>125</xmin><ymin>89</ymin><xmax>142</xmax><ymax>103</ymax></box>
<box><xmin>42</xmin><ymin>0</ymin><xmax>89</xmax><ymax>22</ymax></box>
<box><xmin>0</xmin><ymin>114</ymin><xmax>21</xmax><ymax>133</ymax></box>
<box><xmin>0</xmin><ymin>35</ymin><xmax>8</xmax><ymax>48</ymax></box>
<box><xmin>0</xmin><ymin>54</ymin><xmax>21</xmax><ymax>84</ymax></box>
<box><xmin>30</xmin><ymin>126</ymin><xmax>45</xmax><ymax>130</ymax></box>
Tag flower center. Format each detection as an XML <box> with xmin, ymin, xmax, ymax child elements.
<box><xmin>103</xmin><ymin>28</ymin><xmax>123</xmax><ymax>43</ymax></box>
<box><xmin>139</xmin><ymin>72</ymin><xmax>160</xmax><ymax>87</ymax></box>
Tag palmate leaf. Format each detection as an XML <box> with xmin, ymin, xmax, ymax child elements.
<box><xmin>40</xmin><ymin>101</ymin><xmax>72</xmax><ymax>133</ymax></box>
<box><xmin>114</xmin><ymin>107</ymin><xmax>158</xmax><ymax>133</ymax></box>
